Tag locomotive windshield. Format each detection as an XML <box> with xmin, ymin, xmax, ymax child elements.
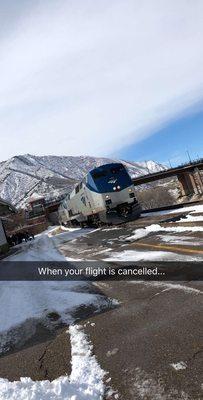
<box><xmin>87</xmin><ymin>163</ymin><xmax>132</xmax><ymax>193</ymax></box>
<box><xmin>92</xmin><ymin>171</ymin><xmax>107</xmax><ymax>179</ymax></box>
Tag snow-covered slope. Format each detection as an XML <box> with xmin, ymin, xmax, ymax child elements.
<box><xmin>0</xmin><ymin>154</ymin><xmax>165</xmax><ymax>207</ymax></box>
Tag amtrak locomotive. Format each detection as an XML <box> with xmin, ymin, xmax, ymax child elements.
<box><xmin>58</xmin><ymin>163</ymin><xmax>141</xmax><ymax>226</ymax></box>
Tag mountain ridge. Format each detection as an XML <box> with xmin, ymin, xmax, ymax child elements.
<box><xmin>0</xmin><ymin>154</ymin><xmax>166</xmax><ymax>207</ymax></box>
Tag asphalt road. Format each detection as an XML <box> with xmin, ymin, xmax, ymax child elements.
<box><xmin>0</xmin><ymin>279</ymin><xmax>202</xmax><ymax>399</ymax></box>
<box><xmin>83</xmin><ymin>280</ymin><xmax>203</xmax><ymax>399</ymax></box>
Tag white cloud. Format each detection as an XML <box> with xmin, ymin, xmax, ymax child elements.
<box><xmin>0</xmin><ymin>0</ymin><xmax>203</xmax><ymax>160</ymax></box>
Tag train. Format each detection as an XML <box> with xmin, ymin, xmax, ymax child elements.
<box><xmin>58</xmin><ymin>162</ymin><xmax>141</xmax><ymax>227</ymax></box>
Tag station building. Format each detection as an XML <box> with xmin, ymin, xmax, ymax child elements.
<box><xmin>0</xmin><ymin>198</ymin><xmax>16</xmax><ymax>254</ymax></box>
<box><xmin>24</xmin><ymin>193</ymin><xmax>61</xmax><ymax>234</ymax></box>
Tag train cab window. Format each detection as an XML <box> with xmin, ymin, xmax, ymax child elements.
<box><xmin>75</xmin><ymin>185</ymin><xmax>79</xmax><ymax>194</ymax></box>
<box><xmin>79</xmin><ymin>182</ymin><xmax>83</xmax><ymax>189</ymax></box>
<box><xmin>92</xmin><ymin>171</ymin><xmax>107</xmax><ymax>179</ymax></box>
<box><xmin>68</xmin><ymin>209</ymin><xmax>73</xmax><ymax>217</ymax></box>
<box><xmin>110</xmin><ymin>165</ymin><xmax>124</xmax><ymax>174</ymax></box>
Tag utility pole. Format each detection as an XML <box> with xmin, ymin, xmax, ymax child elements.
<box><xmin>168</xmin><ymin>159</ymin><xmax>172</xmax><ymax>169</ymax></box>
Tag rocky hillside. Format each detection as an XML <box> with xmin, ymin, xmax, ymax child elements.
<box><xmin>0</xmin><ymin>154</ymin><xmax>165</xmax><ymax>207</ymax></box>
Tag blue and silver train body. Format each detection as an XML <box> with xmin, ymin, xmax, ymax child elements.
<box><xmin>58</xmin><ymin>163</ymin><xmax>141</xmax><ymax>226</ymax></box>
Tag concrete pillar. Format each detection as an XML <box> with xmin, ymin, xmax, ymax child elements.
<box><xmin>194</xmin><ymin>168</ymin><xmax>203</xmax><ymax>194</ymax></box>
<box><xmin>177</xmin><ymin>174</ymin><xmax>187</xmax><ymax>197</ymax></box>
<box><xmin>177</xmin><ymin>172</ymin><xmax>197</xmax><ymax>197</ymax></box>
<box><xmin>187</xmin><ymin>172</ymin><xmax>199</xmax><ymax>195</ymax></box>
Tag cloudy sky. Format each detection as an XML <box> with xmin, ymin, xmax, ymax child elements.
<box><xmin>0</xmin><ymin>0</ymin><xmax>203</xmax><ymax>163</ymax></box>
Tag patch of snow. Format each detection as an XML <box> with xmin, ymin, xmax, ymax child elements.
<box><xmin>158</xmin><ymin>235</ymin><xmax>203</xmax><ymax>246</ymax></box>
<box><xmin>176</xmin><ymin>214</ymin><xmax>203</xmax><ymax>223</ymax></box>
<box><xmin>131</xmin><ymin>367</ymin><xmax>190</xmax><ymax>399</ymax></box>
<box><xmin>0</xmin><ymin>281</ymin><xmax>100</xmax><ymax>354</ymax></box>
<box><xmin>131</xmin><ymin>281</ymin><xmax>203</xmax><ymax>295</ymax></box>
<box><xmin>0</xmin><ymin>325</ymin><xmax>106</xmax><ymax>400</ymax></box>
<box><xmin>141</xmin><ymin>204</ymin><xmax>203</xmax><ymax>218</ymax></box>
<box><xmin>125</xmin><ymin>223</ymin><xmax>203</xmax><ymax>249</ymax></box>
<box><xmin>5</xmin><ymin>227</ymin><xmax>93</xmax><ymax>262</ymax></box>
<box><xmin>170</xmin><ymin>362</ymin><xmax>187</xmax><ymax>371</ymax></box>
<box><xmin>105</xmin><ymin>249</ymin><xmax>200</xmax><ymax>262</ymax></box>
<box><xmin>106</xmin><ymin>348</ymin><xmax>119</xmax><ymax>357</ymax></box>
<box><xmin>153</xmin><ymin>224</ymin><xmax>203</xmax><ymax>233</ymax></box>
<box><xmin>126</xmin><ymin>224</ymin><xmax>162</xmax><ymax>241</ymax></box>
<box><xmin>90</xmin><ymin>248</ymin><xmax>112</xmax><ymax>257</ymax></box>
<box><xmin>102</xmin><ymin>227</ymin><xmax>121</xmax><ymax>232</ymax></box>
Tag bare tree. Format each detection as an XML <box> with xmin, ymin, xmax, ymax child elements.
<box><xmin>136</xmin><ymin>186</ymin><xmax>175</xmax><ymax>210</ymax></box>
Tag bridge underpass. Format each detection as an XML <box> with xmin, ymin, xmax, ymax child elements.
<box><xmin>132</xmin><ymin>161</ymin><xmax>203</xmax><ymax>199</ymax></box>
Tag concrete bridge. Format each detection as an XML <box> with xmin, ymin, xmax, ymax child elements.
<box><xmin>132</xmin><ymin>160</ymin><xmax>203</xmax><ymax>198</ymax></box>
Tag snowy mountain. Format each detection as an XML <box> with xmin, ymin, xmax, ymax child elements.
<box><xmin>0</xmin><ymin>154</ymin><xmax>166</xmax><ymax>207</ymax></box>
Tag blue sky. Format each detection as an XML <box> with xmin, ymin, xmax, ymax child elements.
<box><xmin>0</xmin><ymin>1</ymin><xmax>203</xmax><ymax>163</ymax></box>
<box><xmin>117</xmin><ymin>107</ymin><xmax>203</xmax><ymax>166</ymax></box>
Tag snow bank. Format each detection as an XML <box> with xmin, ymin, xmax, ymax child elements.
<box><xmin>69</xmin><ymin>325</ymin><xmax>105</xmax><ymax>397</ymax></box>
<box><xmin>0</xmin><ymin>325</ymin><xmax>105</xmax><ymax>400</ymax></box>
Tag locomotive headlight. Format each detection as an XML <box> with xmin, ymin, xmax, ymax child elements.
<box><xmin>117</xmin><ymin>185</ymin><xmax>121</xmax><ymax>190</ymax></box>
<box><xmin>105</xmin><ymin>195</ymin><xmax>110</xmax><ymax>199</ymax></box>
<box><xmin>128</xmin><ymin>188</ymin><xmax>132</xmax><ymax>192</ymax></box>
<box><xmin>113</xmin><ymin>186</ymin><xmax>116</xmax><ymax>191</ymax></box>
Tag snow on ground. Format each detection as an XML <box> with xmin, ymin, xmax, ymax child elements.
<box><xmin>6</xmin><ymin>227</ymin><xmax>94</xmax><ymax>261</ymax></box>
<box><xmin>126</xmin><ymin>224</ymin><xmax>162</xmax><ymax>241</ymax></box>
<box><xmin>0</xmin><ymin>280</ymin><xmax>101</xmax><ymax>354</ymax></box>
<box><xmin>0</xmin><ymin>229</ymin><xmax>106</xmax><ymax>353</ymax></box>
<box><xmin>130</xmin><ymin>281</ymin><xmax>203</xmax><ymax>295</ymax></box>
<box><xmin>158</xmin><ymin>235</ymin><xmax>203</xmax><ymax>246</ymax></box>
<box><xmin>105</xmin><ymin>249</ymin><xmax>200</xmax><ymax>261</ymax></box>
<box><xmin>141</xmin><ymin>203</ymin><xmax>203</xmax><ymax>218</ymax></box>
<box><xmin>126</xmin><ymin>223</ymin><xmax>203</xmax><ymax>245</ymax></box>
<box><xmin>170</xmin><ymin>362</ymin><xmax>187</xmax><ymax>371</ymax></box>
<box><xmin>102</xmin><ymin>204</ymin><xmax>203</xmax><ymax>260</ymax></box>
<box><xmin>145</xmin><ymin>224</ymin><xmax>203</xmax><ymax>234</ymax></box>
<box><xmin>0</xmin><ymin>325</ymin><xmax>106</xmax><ymax>400</ymax></box>
<box><xmin>176</xmin><ymin>213</ymin><xmax>203</xmax><ymax>223</ymax></box>
<box><xmin>131</xmin><ymin>367</ymin><xmax>190</xmax><ymax>400</ymax></box>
